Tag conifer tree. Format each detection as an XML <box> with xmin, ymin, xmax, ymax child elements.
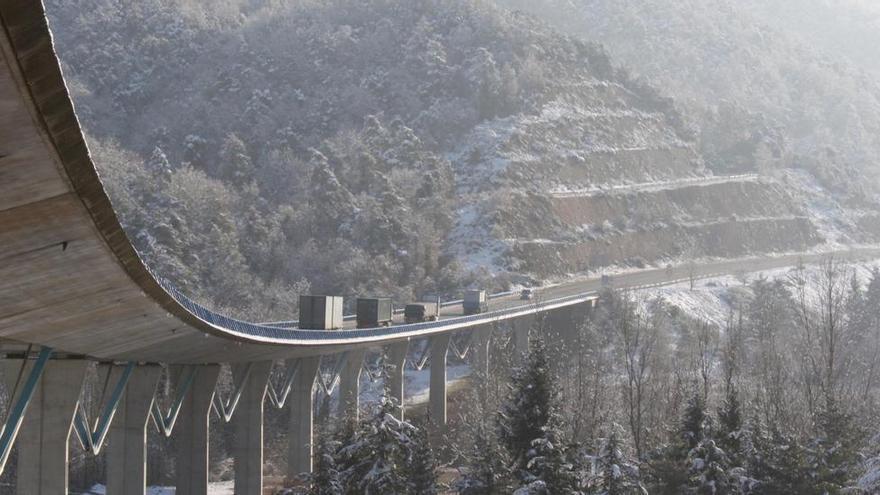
<box><xmin>497</xmin><ymin>333</ymin><xmax>558</xmax><ymax>476</ymax></box>
<box><xmin>810</xmin><ymin>395</ymin><xmax>863</xmax><ymax>494</ymax></box>
<box><xmin>524</xmin><ymin>427</ymin><xmax>581</xmax><ymax>494</ymax></box>
<box><xmin>456</xmin><ymin>417</ymin><xmax>513</xmax><ymax>494</ymax></box>
<box><xmin>716</xmin><ymin>385</ymin><xmax>744</xmax><ymax>465</ymax></box>
<box><xmin>750</xmin><ymin>426</ymin><xmax>816</xmax><ymax>495</ymax></box>
<box><xmin>591</xmin><ymin>428</ymin><xmax>645</xmax><ymax>495</ymax></box>
<box><xmin>309</xmin><ymin>431</ymin><xmax>343</xmax><ymax>495</ymax></box>
<box><xmin>408</xmin><ymin>420</ymin><xmax>439</xmax><ymax>495</ymax></box>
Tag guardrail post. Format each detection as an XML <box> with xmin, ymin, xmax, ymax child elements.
<box><xmin>288</xmin><ymin>356</ymin><xmax>321</xmax><ymax>478</ymax></box>
<box><xmin>106</xmin><ymin>364</ymin><xmax>161</xmax><ymax>495</ymax></box>
<box><xmin>176</xmin><ymin>364</ymin><xmax>220</xmax><ymax>495</ymax></box>
<box><xmin>1</xmin><ymin>359</ymin><xmax>87</xmax><ymax>495</ymax></box>
<box><xmin>429</xmin><ymin>333</ymin><xmax>452</xmax><ymax>431</ymax></box>
<box><xmin>339</xmin><ymin>349</ymin><xmax>366</xmax><ymax>422</ymax></box>
<box><xmin>233</xmin><ymin>361</ymin><xmax>273</xmax><ymax>495</ymax></box>
<box><xmin>385</xmin><ymin>340</ymin><xmax>409</xmax><ymax>420</ymax></box>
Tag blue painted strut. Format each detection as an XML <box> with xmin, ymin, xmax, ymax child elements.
<box><xmin>0</xmin><ymin>347</ymin><xmax>53</xmax><ymax>475</ymax></box>
<box><xmin>72</xmin><ymin>362</ymin><xmax>135</xmax><ymax>454</ymax></box>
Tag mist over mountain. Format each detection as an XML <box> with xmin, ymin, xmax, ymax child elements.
<box><xmin>500</xmin><ymin>0</ymin><xmax>880</xmax><ymax>200</ymax></box>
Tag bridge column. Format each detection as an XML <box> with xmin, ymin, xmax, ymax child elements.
<box><xmin>429</xmin><ymin>333</ymin><xmax>451</xmax><ymax>430</ymax></box>
<box><xmin>339</xmin><ymin>349</ymin><xmax>366</xmax><ymax>422</ymax></box>
<box><xmin>233</xmin><ymin>361</ymin><xmax>273</xmax><ymax>495</ymax></box>
<box><xmin>176</xmin><ymin>364</ymin><xmax>220</xmax><ymax>495</ymax></box>
<box><xmin>1</xmin><ymin>359</ymin><xmax>87</xmax><ymax>495</ymax></box>
<box><xmin>106</xmin><ymin>364</ymin><xmax>161</xmax><ymax>495</ymax></box>
<box><xmin>385</xmin><ymin>340</ymin><xmax>409</xmax><ymax>420</ymax></box>
<box><xmin>471</xmin><ymin>325</ymin><xmax>493</xmax><ymax>403</ymax></box>
<box><xmin>288</xmin><ymin>356</ymin><xmax>321</xmax><ymax>478</ymax></box>
<box><xmin>512</xmin><ymin>314</ymin><xmax>536</xmax><ymax>360</ymax></box>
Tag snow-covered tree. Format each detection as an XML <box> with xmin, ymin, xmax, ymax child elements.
<box><xmin>589</xmin><ymin>428</ymin><xmax>646</xmax><ymax>495</ymax></box>
<box><xmin>523</xmin><ymin>427</ymin><xmax>582</xmax><ymax>494</ymax></box>
<box><xmin>498</xmin><ymin>333</ymin><xmax>560</xmax><ymax>475</ymax></box>
<box><xmin>309</xmin><ymin>432</ymin><xmax>344</xmax><ymax>495</ymax></box>
<box><xmin>408</xmin><ymin>420</ymin><xmax>439</xmax><ymax>495</ymax></box>
<box><xmin>685</xmin><ymin>438</ymin><xmax>739</xmax><ymax>494</ymax></box>
<box><xmin>336</xmin><ymin>392</ymin><xmax>415</xmax><ymax>494</ymax></box>
<box><xmin>809</xmin><ymin>395</ymin><xmax>863</xmax><ymax>494</ymax></box>
<box><xmin>455</xmin><ymin>418</ymin><xmax>513</xmax><ymax>495</ymax></box>
<box><xmin>716</xmin><ymin>386</ymin><xmax>745</xmax><ymax>466</ymax></box>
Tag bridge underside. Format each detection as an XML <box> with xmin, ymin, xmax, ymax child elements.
<box><xmin>0</xmin><ymin>1</ymin><xmax>408</xmax><ymax>363</ymax></box>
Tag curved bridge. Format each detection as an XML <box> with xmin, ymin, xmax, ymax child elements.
<box><xmin>2</xmin><ymin>2</ymin><xmax>879</xmax><ymax>366</ymax></box>
<box><xmin>4</xmin><ymin>3</ymin><xmax>880</xmax><ymax>494</ymax></box>
<box><xmin>0</xmin><ymin>1</ymin><xmax>592</xmax><ymax>364</ymax></box>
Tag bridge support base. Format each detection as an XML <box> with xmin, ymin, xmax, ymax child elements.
<box><xmin>339</xmin><ymin>349</ymin><xmax>366</xmax><ymax>422</ymax></box>
<box><xmin>176</xmin><ymin>365</ymin><xmax>220</xmax><ymax>495</ymax></box>
<box><xmin>385</xmin><ymin>340</ymin><xmax>409</xmax><ymax>420</ymax></box>
<box><xmin>288</xmin><ymin>356</ymin><xmax>321</xmax><ymax>478</ymax></box>
<box><xmin>233</xmin><ymin>361</ymin><xmax>273</xmax><ymax>495</ymax></box>
<box><xmin>429</xmin><ymin>333</ymin><xmax>451</xmax><ymax>432</ymax></box>
<box><xmin>1</xmin><ymin>359</ymin><xmax>87</xmax><ymax>495</ymax></box>
<box><xmin>107</xmin><ymin>364</ymin><xmax>161</xmax><ymax>495</ymax></box>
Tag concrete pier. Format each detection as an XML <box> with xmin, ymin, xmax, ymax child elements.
<box><xmin>288</xmin><ymin>356</ymin><xmax>321</xmax><ymax>478</ymax></box>
<box><xmin>176</xmin><ymin>365</ymin><xmax>220</xmax><ymax>495</ymax></box>
<box><xmin>233</xmin><ymin>361</ymin><xmax>273</xmax><ymax>495</ymax></box>
<box><xmin>429</xmin><ymin>333</ymin><xmax>451</xmax><ymax>428</ymax></box>
<box><xmin>1</xmin><ymin>359</ymin><xmax>87</xmax><ymax>495</ymax></box>
<box><xmin>512</xmin><ymin>314</ymin><xmax>536</xmax><ymax>359</ymax></box>
<box><xmin>385</xmin><ymin>340</ymin><xmax>409</xmax><ymax>419</ymax></box>
<box><xmin>106</xmin><ymin>365</ymin><xmax>161</xmax><ymax>495</ymax></box>
<box><xmin>339</xmin><ymin>349</ymin><xmax>366</xmax><ymax>422</ymax></box>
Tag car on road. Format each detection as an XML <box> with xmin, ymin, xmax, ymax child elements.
<box><xmin>520</xmin><ymin>288</ymin><xmax>535</xmax><ymax>300</ymax></box>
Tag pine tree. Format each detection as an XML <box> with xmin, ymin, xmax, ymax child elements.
<box><xmin>408</xmin><ymin>421</ymin><xmax>439</xmax><ymax>495</ymax></box>
<box><xmin>750</xmin><ymin>426</ymin><xmax>816</xmax><ymax>495</ymax></box>
<box><xmin>339</xmin><ymin>393</ymin><xmax>415</xmax><ymax>495</ymax></box>
<box><xmin>497</xmin><ymin>333</ymin><xmax>559</xmax><ymax>476</ymax></box>
<box><xmin>685</xmin><ymin>438</ymin><xmax>738</xmax><ymax>494</ymax></box>
<box><xmin>591</xmin><ymin>428</ymin><xmax>645</xmax><ymax>495</ymax></box>
<box><xmin>716</xmin><ymin>386</ymin><xmax>744</xmax><ymax>465</ymax></box>
<box><xmin>309</xmin><ymin>431</ymin><xmax>344</xmax><ymax>495</ymax></box>
<box><xmin>456</xmin><ymin>418</ymin><xmax>513</xmax><ymax>494</ymax></box>
<box><xmin>524</xmin><ymin>427</ymin><xmax>581</xmax><ymax>494</ymax></box>
<box><xmin>647</xmin><ymin>393</ymin><xmax>709</xmax><ymax>495</ymax></box>
<box><xmin>810</xmin><ymin>395</ymin><xmax>863</xmax><ymax>494</ymax></box>
<box><xmin>682</xmin><ymin>394</ymin><xmax>708</xmax><ymax>451</ymax></box>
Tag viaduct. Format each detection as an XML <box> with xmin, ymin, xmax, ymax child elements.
<box><xmin>1</xmin><ymin>2</ymin><xmax>877</xmax><ymax>494</ymax></box>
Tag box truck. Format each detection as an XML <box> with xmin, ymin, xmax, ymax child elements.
<box><xmin>298</xmin><ymin>295</ymin><xmax>344</xmax><ymax>330</ymax></box>
<box><xmin>356</xmin><ymin>297</ymin><xmax>393</xmax><ymax>328</ymax></box>
<box><xmin>404</xmin><ymin>296</ymin><xmax>440</xmax><ymax>324</ymax></box>
<box><xmin>463</xmin><ymin>289</ymin><xmax>488</xmax><ymax>315</ymax></box>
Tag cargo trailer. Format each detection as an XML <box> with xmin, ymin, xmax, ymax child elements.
<box><xmin>463</xmin><ymin>289</ymin><xmax>488</xmax><ymax>315</ymax></box>
<box><xmin>404</xmin><ymin>301</ymin><xmax>440</xmax><ymax>323</ymax></box>
<box><xmin>299</xmin><ymin>295</ymin><xmax>344</xmax><ymax>330</ymax></box>
<box><xmin>356</xmin><ymin>297</ymin><xmax>393</xmax><ymax>328</ymax></box>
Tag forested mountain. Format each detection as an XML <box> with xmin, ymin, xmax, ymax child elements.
<box><xmin>44</xmin><ymin>0</ymin><xmax>687</xmax><ymax>318</ymax></box>
<box><xmin>500</xmin><ymin>0</ymin><xmax>880</xmax><ymax>199</ymax></box>
<box><xmin>45</xmin><ymin>0</ymin><xmax>880</xmax><ymax>321</ymax></box>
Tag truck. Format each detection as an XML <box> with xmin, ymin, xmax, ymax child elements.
<box><xmin>356</xmin><ymin>297</ymin><xmax>393</xmax><ymax>328</ymax></box>
<box><xmin>404</xmin><ymin>296</ymin><xmax>440</xmax><ymax>324</ymax></box>
<box><xmin>298</xmin><ymin>295</ymin><xmax>344</xmax><ymax>330</ymax></box>
<box><xmin>463</xmin><ymin>289</ymin><xmax>488</xmax><ymax>315</ymax></box>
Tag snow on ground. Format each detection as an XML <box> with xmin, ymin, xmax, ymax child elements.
<box><xmin>548</xmin><ymin>173</ymin><xmax>759</xmax><ymax>197</ymax></box>
<box><xmin>636</xmin><ymin>258</ymin><xmax>880</xmax><ymax>327</ymax></box>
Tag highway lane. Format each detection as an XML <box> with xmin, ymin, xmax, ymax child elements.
<box><xmin>264</xmin><ymin>246</ymin><xmax>880</xmax><ymax>335</ymax></box>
